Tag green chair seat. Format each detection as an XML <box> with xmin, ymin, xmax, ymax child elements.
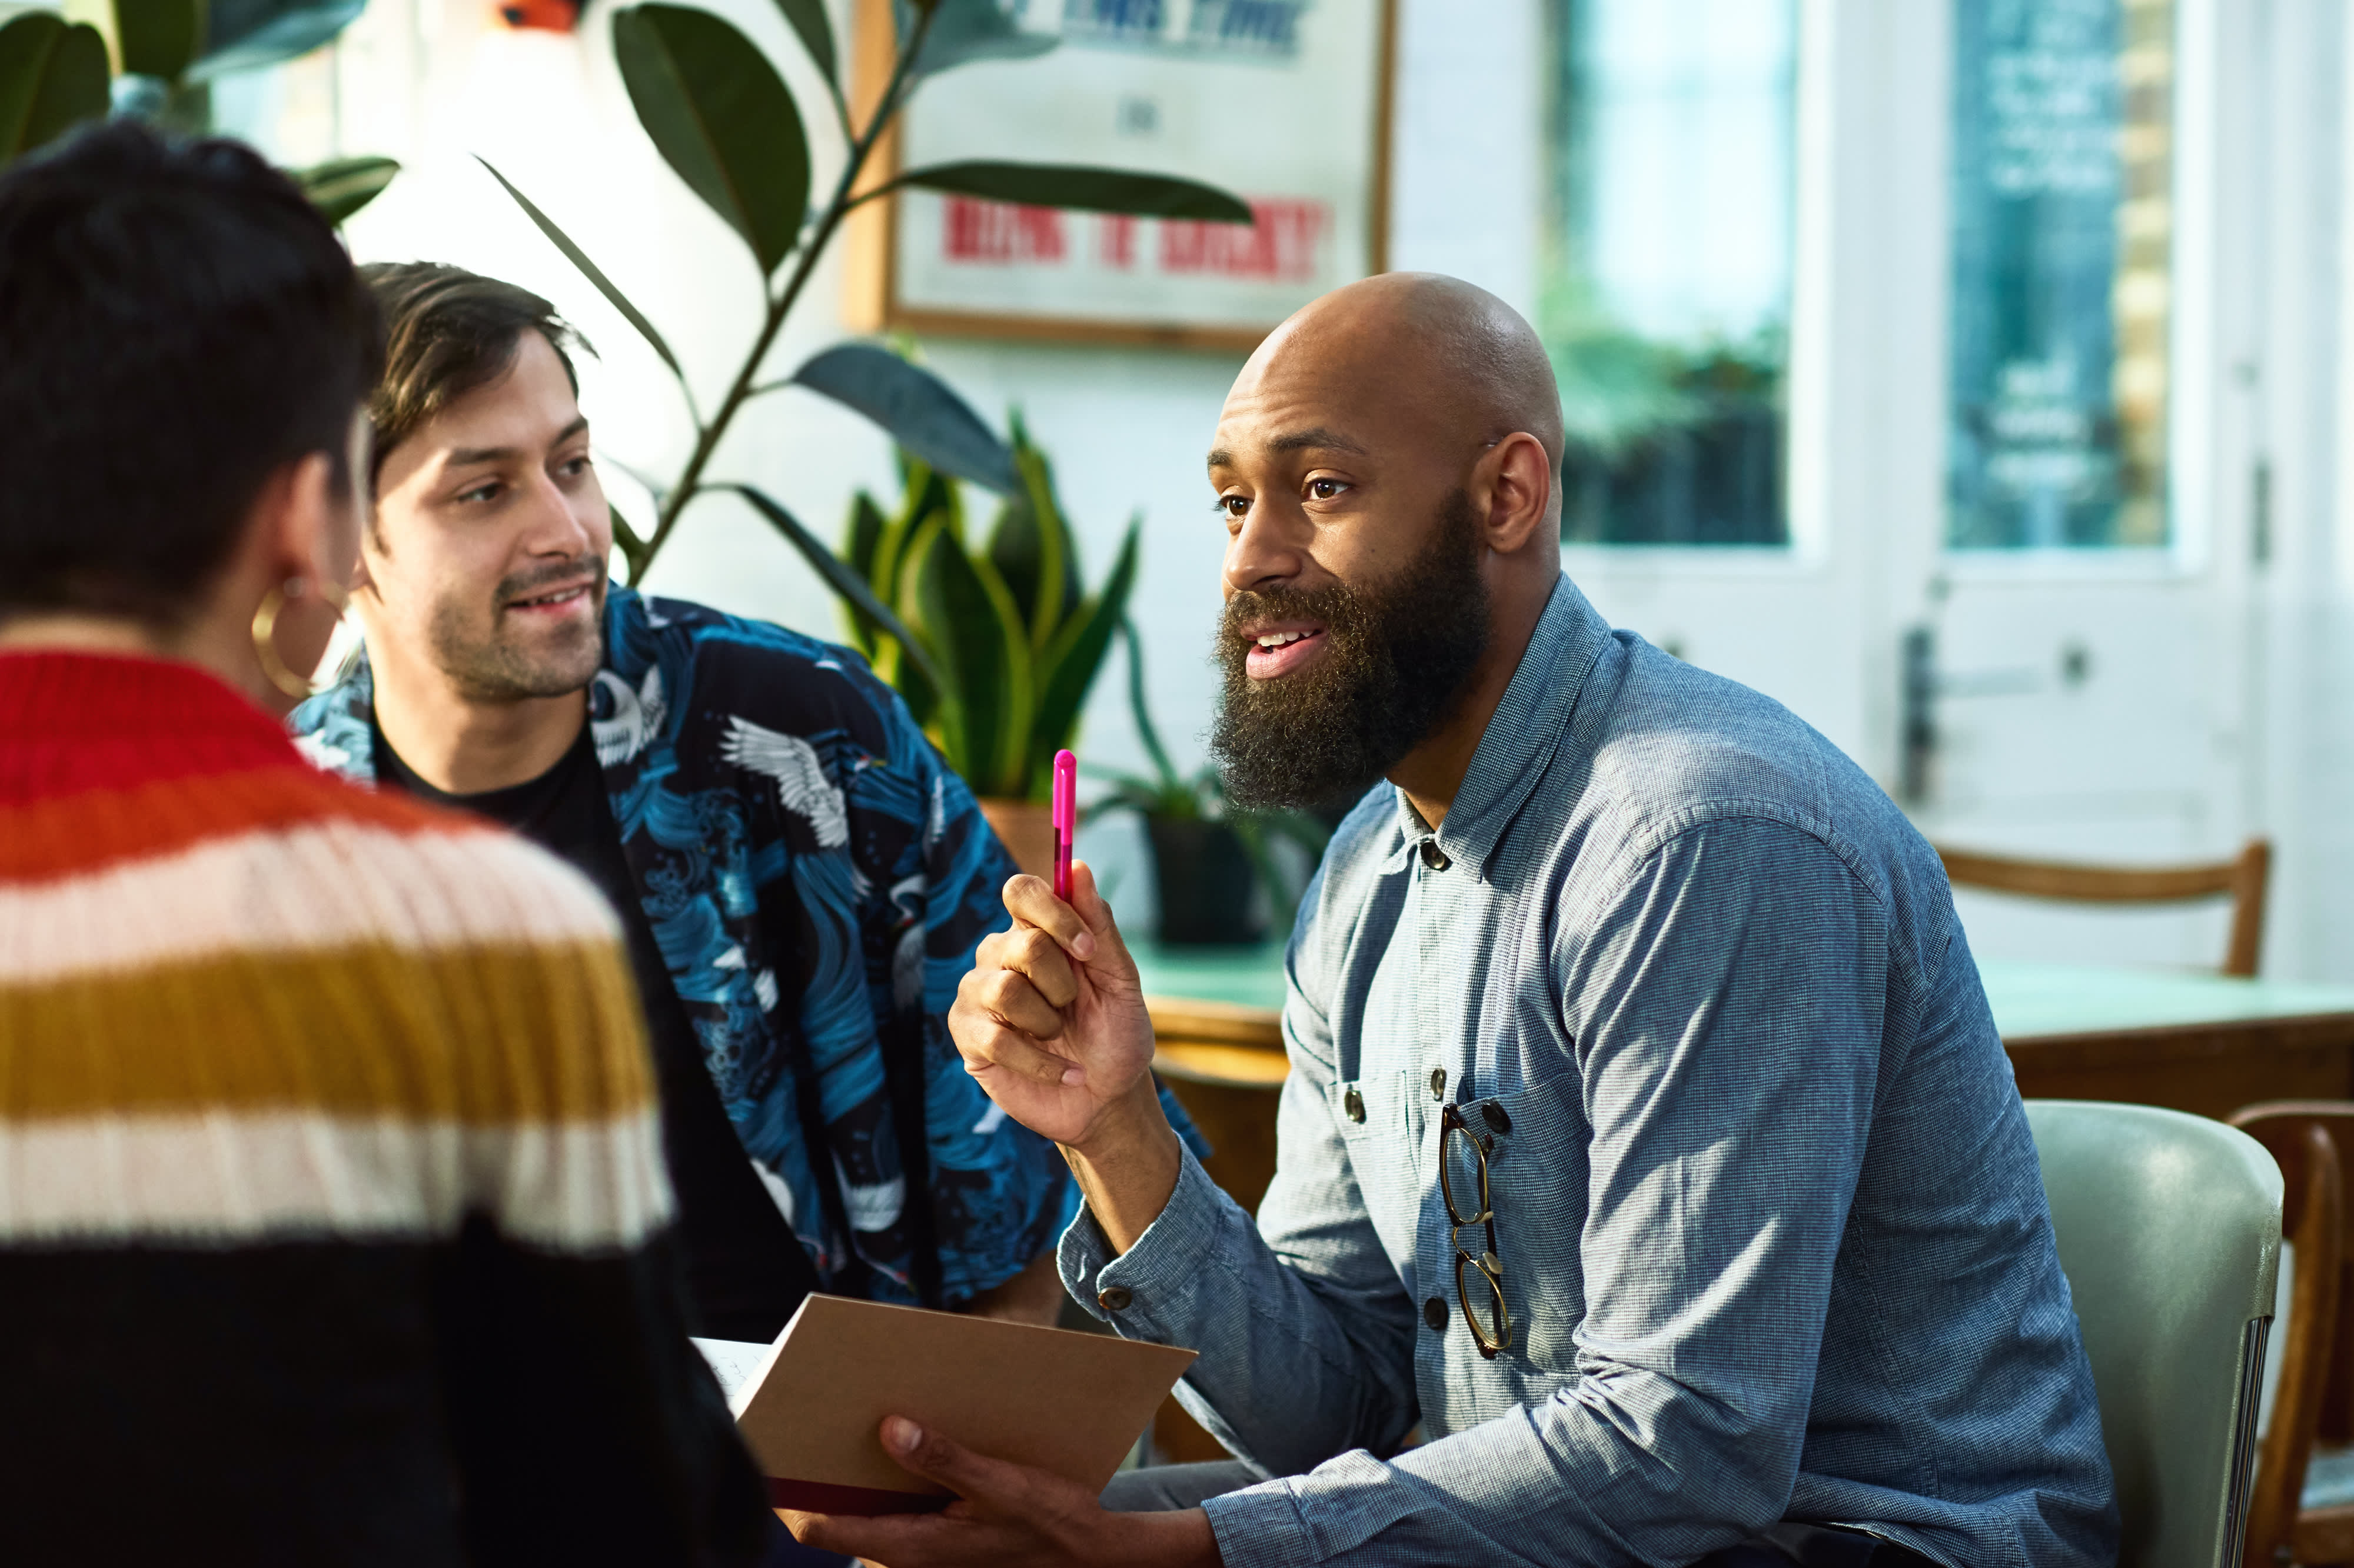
<box><xmin>2027</xmin><ymin>1100</ymin><xmax>2284</xmax><ymax>1568</ymax></box>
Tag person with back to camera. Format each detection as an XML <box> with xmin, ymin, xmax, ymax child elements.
<box><xmin>782</xmin><ymin>274</ymin><xmax>2121</xmax><ymax>1568</ymax></box>
<box><xmin>0</xmin><ymin>123</ymin><xmax>774</xmax><ymax>1564</ymax></box>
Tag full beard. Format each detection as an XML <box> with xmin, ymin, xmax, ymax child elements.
<box><xmin>1210</xmin><ymin>488</ymin><xmax>1492</xmax><ymax>812</ymax></box>
<box><xmin>428</xmin><ymin>560</ymin><xmax>607</xmax><ymax>703</ymax></box>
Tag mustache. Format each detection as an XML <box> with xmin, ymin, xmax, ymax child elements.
<box><xmin>496</xmin><ymin>558</ymin><xmax>603</xmax><ymax>607</ymax></box>
<box><xmin>1219</xmin><ymin>584</ymin><xmax>1364</xmax><ymax>656</ymax></box>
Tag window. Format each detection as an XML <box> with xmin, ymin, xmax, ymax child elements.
<box><xmin>1947</xmin><ymin>0</ymin><xmax>2175</xmax><ymax>549</ymax></box>
<box><xmin>1542</xmin><ymin>0</ymin><xmax>1797</xmax><ymax>547</ymax></box>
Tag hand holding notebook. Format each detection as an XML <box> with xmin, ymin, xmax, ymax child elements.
<box><xmin>701</xmin><ymin>1293</ymin><xmax>1195</xmax><ymax>1515</ymax></box>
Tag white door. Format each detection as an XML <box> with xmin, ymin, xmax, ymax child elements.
<box><xmin>1547</xmin><ymin>0</ymin><xmax>2346</xmax><ymax>979</ymax></box>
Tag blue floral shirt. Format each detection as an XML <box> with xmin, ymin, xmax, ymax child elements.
<box><xmin>291</xmin><ymin>585</ymin><xmax>1096</xmax><ymax>1305</ymax></box>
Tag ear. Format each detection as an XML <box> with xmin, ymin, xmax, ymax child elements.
<box><xmin>224</xmin><ymin>453</ymin><xmax>345</xmax><ymax>716</ymax></box>
<box><xmin>258</xmin><ymin>451</ymin><xmax>340</xmax><ymax>588</ymax></box>
<box><xmin>1471</xmin><ymin>432</ymin><xmax>1554</xmax><ymax>556</ymax></box>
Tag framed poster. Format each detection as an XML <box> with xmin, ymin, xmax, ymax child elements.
<box><xmin>846</xmin><ymin>0</ymin><xmax>1397</xmax><ymax>351</ymax></box>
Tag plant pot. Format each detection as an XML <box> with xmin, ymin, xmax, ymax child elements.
<box><xmin>978</xmin><ymin>797</ymin><xmax>1056</xmax><ymax>881</ymax></box>
<box><xmin>1147</xmin><ymin>818</ymin><xmax>1265</xmax><ymax>947</ymax></box>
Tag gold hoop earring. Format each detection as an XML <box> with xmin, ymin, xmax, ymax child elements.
<box><xmin>251</xmin><ymin>575</ymin><xmax>353</xmax><ymax>700</ymax></box>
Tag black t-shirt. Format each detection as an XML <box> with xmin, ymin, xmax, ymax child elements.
<box><xmin>375</xmin><ymin>721</ymin><xmax>820</xmax><ymax>1341</ymax></box>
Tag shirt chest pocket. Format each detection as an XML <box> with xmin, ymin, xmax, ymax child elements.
<box><xmin>1456</xmin><ymin>1072</ymin><xmax>1588</xmax><ymax>1375</ymax></box>
<box><xmin>1331</xmin><ymin>1070</ymin><xmax>1427</xmax><ymax>1260</ymax></box>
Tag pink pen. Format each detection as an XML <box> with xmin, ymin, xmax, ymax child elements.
<box><xmin>1051</xmin><ymin>748</ymin><xmax>1078</xmax><ymax>903</ymax></box>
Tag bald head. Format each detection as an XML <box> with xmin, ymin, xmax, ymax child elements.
<box><xmin>1221</xmin><ymin>272</ymin><xmax>1565</xmax><ymax>483</ymax></box>
<box><xmin>1209</xmin><ymin>272</ymin><xmax>1565</xmax><ymax>612</ymax></box>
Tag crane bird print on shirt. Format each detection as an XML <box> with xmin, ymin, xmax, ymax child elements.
<box><xmin>889</xmin><ymin>873</ymin><xmax>927</xmax><ymax>1011</ymax></box>
<box><xmin>719</xmin><ymin>717</ymin><xmax>850</xmax><ymax>848</ymax></box>
<box><xmin>591</xmin><ymin>666</ymin><xmax>668</xmax><ymax>767</ymax></box>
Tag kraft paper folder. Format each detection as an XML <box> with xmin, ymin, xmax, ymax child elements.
<box><xmin>709</xmin><ymin>1294</ymin><xmax>1198</xmax><ymax>1515</ymax></box>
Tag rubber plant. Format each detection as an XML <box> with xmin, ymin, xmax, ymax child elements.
<box><xmin>839</xmin><ymin>415</ymin><xmax>1138</xmax><ymax>810</ymax></box>
<box><xmin>0</xmin><ymin>0</ymin><xmax>398</xmax><ymax>221</ymax></box>
<box><xmin>477</xmin><ymin>0</ymin><xmax>1251</xmax><ymax>594</ymax></box>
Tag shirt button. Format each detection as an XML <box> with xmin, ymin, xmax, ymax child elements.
<box><xmin>1429</xmin><ymin>1068</ymin><xmax>1447</xmax><ymax>1100</ymax></box>
<box><xmin>1482</xmin><ymin>1102</ymin><xmax>1512</xmax><ymax>1134</ymax></box>
<box><xmin>1419</xmin><ymin>840</ymin><xmax>1449</xmax><ymax>870</ymax></box>
<box><xmin>1425</xmin><ymin>1296</ymin><xmax>1449</xmax><ymax>1331</ymax></box>
<box><xmin>1344</xmin><ymin>1088</ymin><xmax>1366</xmax><ymax>1123</ymax></box>
<box><xmin>1098</xmin><ymin>1286</ymin><xmax>1133</xmax><ymax>1312</ymax></box>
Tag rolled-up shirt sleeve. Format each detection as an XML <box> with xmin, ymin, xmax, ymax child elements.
<box><xmin>1078</xmin><ymin>816</ymin><xmax>1895</xmax><ymax>1567</ymax></box>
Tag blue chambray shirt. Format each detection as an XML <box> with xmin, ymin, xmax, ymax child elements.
<box><xmin>1063</xmin><ymin>576</ymin><xmax>2118</xmax><ymax>1568</ymax></box>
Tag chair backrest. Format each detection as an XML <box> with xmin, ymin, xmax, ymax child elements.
<box><xmin>2224</xmin><ymin>1104</ymin><xmax>2349</xmax><ymax>1568</ymax></box>
<box><xmin>1939</xmin><ymin>837</ymin><xmax>2272</xmax><ymax>976</ymax></box>
<box><xmin>2027</xmin><ymin>1101</ymin><xmax>2284</xmax><ymax>1568</ymax></box>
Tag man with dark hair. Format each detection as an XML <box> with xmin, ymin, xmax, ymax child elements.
<box><xmin>789</xmin><ymin>274</ymin><xmax>2119</xmax><ymax>1568</ymax></box>
<box><xmin>0</xmin><ymin>125</ymin><xmax>772</xmax><ymax>1564</ymax></box>
<box><xmin>292</xmin><ymin>262</ymin><xmax>1175</xmax><ymax>1341</ymax></box>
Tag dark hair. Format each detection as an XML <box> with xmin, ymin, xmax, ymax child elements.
<box><xmin>0</xmin><ymin>121</ymin><xmax>383</xmax><ymax>629</ymax></box>
<box><xmin>361</xmin><ymin>262</ymin><xmax>587</xmax><ymax>483</ymax></box>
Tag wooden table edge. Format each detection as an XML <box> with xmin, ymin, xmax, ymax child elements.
<box><xmin>2004</xmin><ymin>1011</ymin><xmax>2354</xmax><ymax>1068</ymax></box>
<box><xmin>1145</xmin><ymin>996</ymin><xmax>2354</xmax><ymax>1090</ymax></box>
<box><xmin>1146</xmin><ymin>995</ymin><xmax>1288</xmax><ymax>1086</ymax></box>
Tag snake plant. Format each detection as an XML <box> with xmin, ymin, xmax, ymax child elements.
<box><xmin>840</xmin><ymin>417</ymin><xmax>1137</xmax><ymax>803</ymax></box>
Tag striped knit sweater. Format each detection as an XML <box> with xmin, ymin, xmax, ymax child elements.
<box><xmin>0</xmin><ymin>651</ymin><xmax>769</xmax><ymax>1564</ymax></box>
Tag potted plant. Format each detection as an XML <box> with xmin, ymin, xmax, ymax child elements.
<box><xmin>468</xmin><ymin>0</ymin><xmax>1249</xmax><ymax>587</ymax></box>
<box><xmin>834</xmin><ymin>415</ymin><xmax>1135</xmax><ymax>873</ymax></box>
<box><xmin>1089</xmin><ymin>624</ymin><xmax>1328</xmax><ymax>946</ymax></box>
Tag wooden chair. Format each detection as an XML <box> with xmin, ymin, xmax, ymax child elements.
<box><xmin>2227</xmin><ymin>1103</ymin><xmax>2350</xmax><ymax>1566</ymax></box>
<box><xmin>1936</xmin><ymin>837</ymin><xmax>2272</xmax><ymax>977</ymax></box>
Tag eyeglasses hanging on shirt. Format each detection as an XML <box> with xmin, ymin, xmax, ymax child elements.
<box><xmin>1439</xmin><ymin>1100</ymin><xmax>1514</xmax><ymax>1359</ymax></box>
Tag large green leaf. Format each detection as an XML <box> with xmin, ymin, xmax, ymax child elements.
<box><xmin>985</xmin><ymin>416</ymin><xmax>1076</xmax><ymax>650</ymax></box>
<box><xmin>793</xmin><ymin>343</ymin><xmax>1016</xmax><ymax>495</ymax></box>
<box><xmin>913</xmin><ymin>519</ymin><xmax>1032</xmax><ymax>793</ymax></box>
<box><xmin>614</xmin><ymin>4</ymin><xmax>807</xmax><ymax>275</ymax></box>
<box><xmin>0</xmin><ymin>14</ymin><xmax>108</xmax><ymax>164</ymax></box>
<box><xmin>890</xmin><ymin>507</ymin><xmax>956</xmax><ymax>737</ymax></box>
<box><xmin>730</xmin><ymin>482</ymin><xmax>945</xmax><ymax>693</ymax></box>
<box><xmin>843</xmin><ymin>491</ymin><xmax>886</xmax><ymax>591</ymax></box>
<box><xmin>476</xmin><ymin>157</ymin><xmax>687</xmax><ymax>392</ymax></box>
<box><xmin>872</xmin><ymin>460</ymin><xmax>953</xmax><ymax>624</ymax></box>
<box><xmin>296</xmin><ymin>154</ymin><xmax>397</xmax><ymax>226</ymax></box>
<box><xmin>862</xmin><ymin>460</ymin><xmax>956</xmax><ymax>727</ymax></box>
<box><xmin>838</xmin><ymin>490</ymin><xmax>887</xmax><ymax>655</ymax></box>
<box><xmin>1029</xmin><ymin>520</ymin><xmax>1138</xmax><ymax>797</ymax></box>
<box><xmin>893</xmin><ymin>161</ymin><xmax>1252</xmax><ymax>224</ymax></box>
<box><xmin>186</xmin><ymin>0</ymin><xmax>363</xmax><ymax>82</ymax></box>
<box><xmin>1026</xmin><ymin>428</ymin><xmax>1079</xmax><ymax>640</ymax></box>
<box><xmin>987</xmin><ymin>467</ymin><xmax>1046</xmax><ymax>635</ymax></box>
<box><xmin>774</xmin><ymin>0</ymin><xmax>833</xmax><ymax>85</ymax></box>
<box><xmin>896</xmin><ymin>0</ymin><xmax>1055</xmax><ymax>79</ymax></box>
<box><xmin>115</xmin><ymin>0</ymin><xmax>206</xmax><ymax>81</ymax></box>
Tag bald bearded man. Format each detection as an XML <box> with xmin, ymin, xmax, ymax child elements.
<box><xmin>783</xmin><ymin>276</ymin><xmax>2119</xmax><ymax>1568</ymax></box>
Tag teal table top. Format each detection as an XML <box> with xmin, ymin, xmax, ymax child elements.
<box><xmin>1130</xmin><ymin>940</ymin><xmax>2354</xmax><ymax>1042</ymax></box>
<box><xmin>1131</xmin><ymin>939</ymin><xmax>1290</xmax><ymax>1014</ymax></box>
<box><xmin>1975</xmin><ymin>958</ymin><xmax>2354</xmax><ymax>1039</ymax></box>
